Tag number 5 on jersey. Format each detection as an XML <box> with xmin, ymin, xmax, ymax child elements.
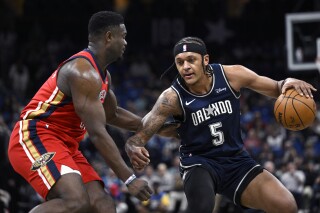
<box><xmin>209</xmin><ymin>122</ymin><xmax>224</xmax><ymax>146</ymax></box>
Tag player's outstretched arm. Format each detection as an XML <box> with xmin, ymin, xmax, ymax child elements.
<box><xmin>103</xmin><ymin>72</ymin><xmax>142</xmax><ymax>131</ymax></box>
<box><xmin>125</xmin><ymin>88</ymin><xmax>181</xmax><ymax>170</ymax></box>
<box><xmin>223</xmin><ymin>65</ymin><xmax>316</xmax><ymax>98</ymax></box>
<box><xmin>103</xmin><ymin>72</ymin><xmax>179</xmax><ymax>138</ymax></box>
<box><xmin>66</xmin><ymin>60</ymin><xmax>152</xmax><ymax>201</ymax></box>
<box><xmin>104</xmin><ymin>88</ymin><xmax>142</xmax><ymax>131</ymax></box>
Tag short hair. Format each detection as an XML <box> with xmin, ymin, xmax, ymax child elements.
<box><xmin>88</xmin><ymin>11</ymin><xmax>124</xmax><ymax>37</ymax></box>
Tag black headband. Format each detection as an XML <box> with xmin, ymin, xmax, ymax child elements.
<box><xmin>173</xmin><ymin>42</ymin><xmax>207</xmax><ymax>57</ymax></box>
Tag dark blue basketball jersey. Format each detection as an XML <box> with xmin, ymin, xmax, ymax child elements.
<box><xmin>171</xmin><ymin>64</ymin><xmax>263</xmax><ymax>204</ymax></box>
<box><xmin>171</xmin><ymin>64</ymin><xmax>243</xmax><ymax>166</ymax></box>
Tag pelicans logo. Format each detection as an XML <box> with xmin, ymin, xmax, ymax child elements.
<box><xmin>99</xmin><ymin>90</ymin><xmax>107</xmax><ymax>103</ymax></box>
<box><xmin>30</xmin><ymin>152</ymin><xmax>56</xmax><ymax>171</ymax></box>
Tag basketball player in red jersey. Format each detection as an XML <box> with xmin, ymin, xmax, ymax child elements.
<box><xmin>7</xmin><ymin>11</ymin><xmax>170</xmax><ymax>213</ymax></box>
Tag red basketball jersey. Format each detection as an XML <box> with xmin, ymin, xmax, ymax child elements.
<box><xmin>20</xmin><ymin>49</ymin><xmax>109</xmax><ymax>143</ymax></box>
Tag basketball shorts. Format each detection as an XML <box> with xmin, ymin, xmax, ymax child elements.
<box><xmin>8</xmin><ymin>120</ymin><xmax>102</xmax><ymax>199</ymax></box>
<box><xmin>181</xmin><ymin>150</ymin><xmax>263</xmax><ymax>206</ymax></box>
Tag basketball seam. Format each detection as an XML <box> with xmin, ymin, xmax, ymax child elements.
<box><xmin>290</xmin><ymin>97</ymin><xmax>305</xmax><ymax>128</ymax></box>
<box><xmin>274</xmin><ymin>89</ymin><xmax>316</xmax><ymax>131</ymax></box>
<box><xmin>274</xmin><ymin>95</ymin><xmax>286</xmax><ymax>126</ymax></box>
<box><xmin>283</xmin><ymin>95</ymin><xmax>290</xmax><ymax>128</ymax></box>
<box><xmin>292</xmin><ymin>94</ymin><xmax>316</xmax><ymax>116</ymax></box>
<box><xmin>283</xmin><ymin>89</ymin><xmax>296</xmax><ymax>128</ymax></box>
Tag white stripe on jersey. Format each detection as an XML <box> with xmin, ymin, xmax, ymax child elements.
<box><xmin>23</xmin><ymin>86</ymin><xmax>59</xmax><ymax>120</ymax></box>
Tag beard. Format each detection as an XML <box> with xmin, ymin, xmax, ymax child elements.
<box><xmin>116</xmin><ymin>54</ymin><xmax>124</xmax><ymax>62</ymax></box>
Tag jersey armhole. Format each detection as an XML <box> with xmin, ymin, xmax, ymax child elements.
<box><xmin>219</xmin><ymin>64</ymin><xmax>241</xmax><ymax>99</ymax></box>
<box><xmin>171</xmin><ymin>85</ymin><xmax>186</xmax><ymax>122</ymax></box>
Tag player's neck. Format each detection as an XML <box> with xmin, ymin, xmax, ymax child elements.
<box><xmin>187</xmin><ymin>75</ymin><xmax>213</xmax><ymax>95</ymax></box>
<box><xmin>87</xmin><ymin>43</ymin><xmax>112</xmax><ymax>70</ymax></box>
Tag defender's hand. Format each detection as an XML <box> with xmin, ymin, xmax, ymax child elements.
<box><xmin>125</xmin><ymin>142</ymin><xmax>150</xmax><ymax>170</ymax></box>
<box><xmin>127</xmin><ymin>178</ymin><xmax>153</xmax><ymax>201</ymax></box>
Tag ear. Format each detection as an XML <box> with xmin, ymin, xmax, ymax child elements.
<box><xmin>204</xmin><ymin>54</ymin><xmax>210</xmax><ymax>65</ymax></box>
<box><xmin>105</xmin><ymin>31</ymin><xmax>112</xmax><ymax>42</ymax></box>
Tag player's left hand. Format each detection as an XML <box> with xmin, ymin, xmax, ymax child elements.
<box><xmin>127</xmin><ymin>178</ymin><xmax>153</xmax><ymax>201</ymax></box>
<box><xmin>125</xmin><ymin>142</ymin><xmax>150</xmax><ymax>170</ymax></box>
<box><xmin>282</xmin><ymin>78</ymin><xmax>317</xmax><ymax>98</ymax></box>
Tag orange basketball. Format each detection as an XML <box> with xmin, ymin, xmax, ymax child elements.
<box><xmin>274</xmin><ymin>88</ymin><xmax>317</xmax><ymax>131</ymax></box>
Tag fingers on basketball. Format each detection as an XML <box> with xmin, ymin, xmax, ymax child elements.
<box><xmin>274</xmin><ymin>88</ymin><xmax>317</xmax><ymax>131</ymax></box>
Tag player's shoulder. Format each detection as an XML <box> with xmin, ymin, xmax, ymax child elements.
<box><xmin>222</xmin><ymin>64</ymin><xmax>260</xmax><ymax>91</ymax></box>
<box><xmin>61</xmin><ymin>58</ymin><xmax>100</xmax><ymax>81</ymax></box>
<box><xmin>222</xmin><ymin>64</ymin><xmax>246</xmax><ymax>72</ymax></box>
<box><xmin>157</xmin><ymin>87</ymin><xmax>181</xmax><ymax>115</ymax></box>
<box><xmin>57</xmin><ymin>57</ymin><xmax>102</xmax><ymax>95</ymax></box>
<box><xmin>161</xmin><ymin>87</ymin><xmax>178</xmax><ymax>99</ymax></box>
<box><xmin>158</xmin><ymin>87</ymin><xmax>179</xmax><ymax>105</ymax></box>
<box><xmin>222</xmin><ymin>64</ymin><xmax>251</xmax><ymax>80</ymax></box>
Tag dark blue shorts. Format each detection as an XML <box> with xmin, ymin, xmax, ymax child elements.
<box><xmin>180</xmin><ymin>150</ymin><xmax>263</xmax><ymax>205</ymax></box>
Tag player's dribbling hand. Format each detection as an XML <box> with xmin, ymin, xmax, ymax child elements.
<box><xmin>281</xmin><ymin>78</ymin><xmax>317</xmax><ymax>98</ymax></box>
<box><xmin>125</xmin><ymin>142</ymin><xmax>150</xmax><ymax>169</ymax></box>
<box><xmin>127</xmin><ymin>178</ymin><xmax>153</xmax><ymax>201</ymax></box>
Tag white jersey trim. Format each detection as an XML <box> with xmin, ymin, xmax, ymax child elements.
<box><xmin>233</xmin><ymin>164</ymin><xmax>260</xmax><ymax>205</ymax></box>
<box><xmin>175</xmin><ymin>75</ymin><xmax>215</xmax><ymax>98</ymax></box>
<box><xmin>23</xmin><ymin>86</ymin><xmax>59</xmax><ymax>120</ymax></box>
<box><xmin>18</xmin><ymin>121</ymin><xmax>51</xmax><ymax>190</ymax></box>
<box><xmin>171</xmin><ymin>86</ymin><xmax>186</xmax><ymax>122</ymax></box>
<box><xmin>219</xmin><ymin>64</ymin><xmax>241</xmax><ymax>99</ymax></box>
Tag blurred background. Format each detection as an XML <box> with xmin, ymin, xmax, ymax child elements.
<box><xmin>1</xmin><ymin>0</ymin><xmax>320</xmax><ymax>212</ymax></box>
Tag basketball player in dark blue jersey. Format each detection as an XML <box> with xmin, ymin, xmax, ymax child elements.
<box><xmin>125</xmin><ymin>37</ymin><xmax>316</xmax><ymax>213</ymax></box>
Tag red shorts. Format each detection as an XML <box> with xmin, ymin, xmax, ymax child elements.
<box><xmin>8</xmin><ymin>120</ymin><xmax>102</xmax><ymax>199</ymax></box>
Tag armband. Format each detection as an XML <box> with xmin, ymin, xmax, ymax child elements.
<box><xmin>278</xmin><ymin>78</ymin><xmax>288</xmax><ymax>93</ymax></box>
<box><xmin>124</xmin><ymin>174</ymin><xmax>137</xmax><ymax>186</ymax></box>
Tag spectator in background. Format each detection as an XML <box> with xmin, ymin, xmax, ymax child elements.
<box><xmin>168</xmin><ymin>156</ymin><xmax>187</xmax><ymax>213</ymax></box>
<box><xmin>264</xmin><ymin>161</ymin><xmax>275</xmax><ymax>174</ymax></box>
<box><xmin>155</xmin><ymin>163</ymin><xmax>174</xmax><ymax>193</ymax></box>
<box><xmin>0</xmin><ymin>115</ymin><xmax>10</xmax><ymax>162</ymax></box>
<box><xmin>301</xmin><ymin>161</ymin><xmax>318</xmax><ymax>211</ymax></box>
<box><xmin>250</xmin><ymin>112</ymin><xmax>267</xmax><ymax>140</ymax></box>
<box><xmin>283</xmin><ymin>140</ymin><xmax>300</xmax><ymax>163</ymax></box>
<box><xmin>266</xmin><ymin>123</ymin><xmax>286</xmax><ymax>158</ymax></box>
<box><xmin>0</xmin><ymin>188</ymin><xmax>10</xmax><ymax>213</ymax></box>
<box><xmin>141</xmin><ymin>180</ymin><xmax>170</xmax><ymax>213</ymax></box>
<box><xmin>257</xmin><ymin>143</ymin><xmax>275</xmax><ymax>165</ymax></box>
<box><xmin>310</xmin><ymin>175</ymin><xmax>320</xmax><ymax>213</ymax></box>
<box><xmin>280</xmin><ymin>162</ymin><xmax>306</xmax><ymax>211</ymax></box>
<box><xmin>128</xmin><ymin>53</ymin><xmax>152</xmax><ymax>81</ymax></box>
<box><xmin>263</xmin><ymin>161</ymin><xmax>279</xmax><ymax>179</ymax></box>
<box><xmin>140</xmin><ymin>165</ymin><xmax>158</xmax><ymax>187</ymax></box>
<box><xmin>244</xmin><ymin>128</ymin><xmax>262</xmax><ymax>157</ymax></box>
<box><xmin>8</xmin><ymin>57</ymin><xmax>29</xmax><ymax>101</ymax></box>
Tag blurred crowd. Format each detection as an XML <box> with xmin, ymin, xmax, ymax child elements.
<box><xmin>1</xmin><ymin>0</ymin><xmax>320</xmax><ymax>213</ymax></box>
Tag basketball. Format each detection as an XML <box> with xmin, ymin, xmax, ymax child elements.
<box><xmin>274</xmin><ymin>88</ymin><xmax>317</xmax><ymax>131</ymax></box>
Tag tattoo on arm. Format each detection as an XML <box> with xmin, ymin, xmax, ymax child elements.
<box><xmin>128</xmin><ymin>136</ymin><xmax>145</xmax><ymax>146</ymax></box>
<box><xmin>161</xmin><ymin>97</ymin><xmax>171</xmax><ymax>107</ymax></box>
<box><xmin>129</xmin><ymin>89</ymin><xmax>180</xmax><ymax>146</ymax></box>
<box><xmin>160</xmin><ymin>96</ymin><xmax>176</xmax><ymax>111</ymax></box>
